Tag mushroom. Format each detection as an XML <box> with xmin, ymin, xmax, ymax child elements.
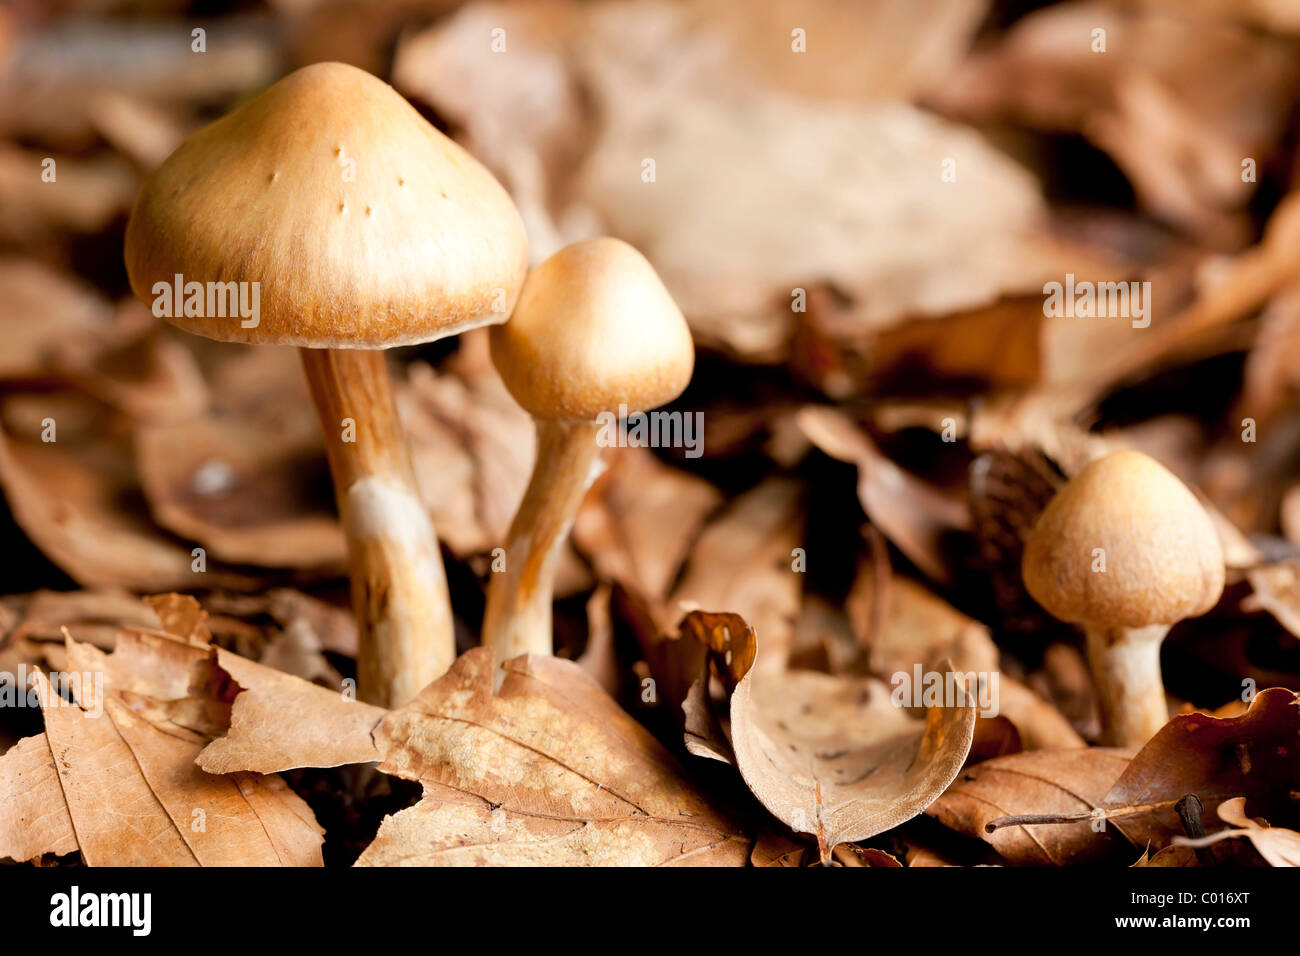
<box><xmin>1022</xmin><ymin>449</ymin><xmax>1224</xmax><ymax>746</ymax></box>
<box><xmin>483</xmin><ymin>237</ymin><xmax>694</xmax><ymax>662</ymax></box>
<box><xmin>123</xmin><ymin>62</ymin><xmax>528</xmax><ymax>706</ymax></box>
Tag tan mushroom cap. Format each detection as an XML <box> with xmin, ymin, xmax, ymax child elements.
<box><xmin>490</xmin><ymin>237</ymin><xmax>694</xmax><ymax>421</ymax></box>
<box><xmin>124</xmin><ymin>62</ymin><xmax>527</xmax><ymax>349</ymax></box>
<box><xmin>1022</xmin><ymin>450</ymin><xmax>1225</xmax><ymax>630</ymax></box>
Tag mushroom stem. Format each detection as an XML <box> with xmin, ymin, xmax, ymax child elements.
<box><xmin>1083</xmin><ymin>623</ymin><xmax>1170</xmax><ymax>747</ymax></box>
<box><xmin>300</xmin><ymin>348</ymin><xmax>453</xmax><ymax>706</ymax></box>
<box><xmin>482</xmin><ymin>419</ymin><xmax>606</xmax><ymax>662</ymax></box>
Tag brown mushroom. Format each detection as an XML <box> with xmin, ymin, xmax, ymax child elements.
<box><xmin>1022</xmin><ymin>449</ymin><xmax>1224</xmax><ymax>746</ymax></box>
<box><xmin>483</xmin><ymin>237</ymin><xmax>694</xmax><ymax>662</ymax></box>
<box><xmin>124</xmin><ymin>62</ymin><xmax>528</xmax><ymax>706</ymax></box>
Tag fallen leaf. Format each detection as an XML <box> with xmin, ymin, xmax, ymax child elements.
<box><xmin>798</xmin><ymin>406</ymin><xmax>969</xmax><ymax>582</ymax></box>
<box><xmin>573</xmin><ymin>445</ymin><xmax>722</xmax><ymax>607</ymax></box>
<box><xmin>0</xmin><ymin>668</ymin><xmax>323</xmax><ymax>865</ymax></box>
<box><xmin>1174</xmin><ymin>796</ymin><xmax>1300</xmax><ymax>866</ymax></box>
<box><xmin>356</xmin><ymin>649</ymin><xmax>749</xmax><ymax>866</ymax></box>
<box><xmin>667</xmin><ymin>479</ymin><xmax>802</xmax><ymax>672</ymax></box>
<box><xmin>732</xmin><ymin>661</ymin><xmax>975</xmax><ymax>863</ymax></box>
<box><xmin>927</xmin><ymin>748</ymin><xmax>1136</xmax><ymax>864</ymax></box>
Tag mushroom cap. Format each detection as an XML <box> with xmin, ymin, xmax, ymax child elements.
<box><xmin>489</xmin><ymin>237</ymin><xmax>694</xmax><ymax>421</ymax></box>
<box><xmin>1022</xmin><ymin>450</ymin><xmax>1225</xmax><ymax>629</ymax></box>
<box><xmin>124</xmin><ymin>62</ymin><xmax>527</xmax><ymax>349</ymax></box>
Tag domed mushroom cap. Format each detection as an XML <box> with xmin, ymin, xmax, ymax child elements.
<box><xmin>1022</xmin><ymin>450</ymin><xmax>1225</xmax><ymax>629</ymax></box>
<box><xmin>490</xmin><ymin>237</ymin><xmax>694</xmax><ymax>420</ymax></box>
<box><xmin>124</xmin><ymin>62</ymin><xmax>527</xmax><ymax>349</ymax></box>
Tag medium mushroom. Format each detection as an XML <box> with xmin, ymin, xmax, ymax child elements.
<box><xmin>124</xmin><ymin>62</ymin><xmax>528</xmax><ymax>706</ymax></box>
<box><xmin>483</xmin><ymin>237</ymin><xmax>694</xmax><ymax>662</ymax></box>
<box><xmin>1022</xmin><ymin>449</ymin><xmax>1224</xmax><ymax>746</ymax></box>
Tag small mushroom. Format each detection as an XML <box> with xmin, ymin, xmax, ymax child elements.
<box><xmin>124</xmin><ymin>63</ymin><xmax>528</xmax><ymax>706</ymax></box>
<box><xmin>1022</xmin><ymin>450</ymin><xmax>1224</xmax><ymax>746</ymax></box>
<box><xmin>483</xmin><ymin>238</ymin><xmax>694</xmax><ymax>662</ymax></box>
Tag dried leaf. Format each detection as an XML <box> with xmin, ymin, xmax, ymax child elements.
<box><xmin>357</xmin><ymin>649</ymin><xmax>749</xmax><ymax>866</ymax></box>
<box><xmin>573</xmin><ymin>445</ymin><xmax>722</xmax><ymax>606</ymax></box>
<box><xmin>927</xmin><ymin>749</ymin><xmax>1136</xmax><ymax>864</ymax></box>
<box><xmin>1175</xmin><ymin>797</ymin><xmax>1300</xmax><ymax>866</ymax></box>
<box><xmin>0</xmin><ymin>397</ymin><xmax>257</xmax><ymax>591</ymax></box>
<box><xmin>0</xmin><ymin>669</ymin><xmax>323</xmax><ymax>865</ymax></box>
<box><xmin>798</xmin><ymin>406</ymin><xmax>969</xmax><ymax>581</ymax></box>
<box><xmin>667</xmin><ymin>479</ymin><xmax>802</xmax><ymax>672</ymax></box>
<box><xmin>732</xmin><ymin>663</ymin><xmax>975</xmax><ymax>863</ymax></box>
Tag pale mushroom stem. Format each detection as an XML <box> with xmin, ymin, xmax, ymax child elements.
<box><xmin>482</xmin><ymin>419</ymin><xmax>606</xmax><ymax>662</ymax></box>
<box><xmin>1084</xmin><ymin>623</ymin><xmax>1170</xmax><ymax>747</ymax></box>
<box><xmin>300</xmin><ymin>348</ymin><xmax>454</xmax><ymax>707</ymax></box>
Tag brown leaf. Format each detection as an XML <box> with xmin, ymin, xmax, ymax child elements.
<box><xmin>573</xmin><ymin>445</ymin><xmax>722</xmax><ymax>607</ymax></box>
<box><xmin>798</xmin><ymin>406</ymin><xmax>969</xmax><ymax>581</ymax></box>
<box><xmin>667</xmin><ymin>479</ymin><xmax>803</xmax><ymax>672</ymax></box>
<box><xmin>927</xmin><ymin>748</ymin><xmax>1136</xmax><ymax>865</ymax></box>
<box><xmin>731</xmin><ymin>663</ymin><xmax>975</xmax><ymax>863</ymax></box>
<box><xmin>847</xmin><ymin>563</ymin><xmax>998</xmax><ymax>676</ymax></box>
<box><xmin>135</xmin><ymin>345</ymin><xmax>345</xmax><ymax>571</ymax></box>
<box><xmin>357</xmin><ymin>649</ymin><xmax>749</xmax><ymax>866</ymax></box>
<box><xmin>403</xmin><ymin>337</ymin><xmax>536</xmax><ymax>558</ymax></box>
<box><xmin>1175</xmin><ymin>797</ymin><xmax>1300</xmax><ymax>866</ymax></box>
<box><xmin>0</xmin><ymin>396</ymin><xmax>257</xmax><ymax>591</ymax></box>
<box><xmin>197</xmin><ymin>648</ymin><xmax>385</xmax><ymax>775</ymax></box>
<box><xmin>931</xmin><ymin>2</ymin><xmax>1299</xmax><ymax>243</ymax></box>
<box><xmin>1101</xmin><ymin>687</ymin><xmax>1300</xmax><ymax>848</ymax></box>
<box><xmin>0</xmin><ymin>669</ymin><xmax>322</xmax><ymax>865</ymax></box>
<box><xmin>929</xmin><ymin>688</ymin><xmax>1300</xmax><ymax>864</ymax></box>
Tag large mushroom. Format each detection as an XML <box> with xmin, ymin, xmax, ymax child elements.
<box><xmin>1022</xmin><ymin>450</ymin><xmax>1224</xmax><ymax>746</ymax></box>
<box><xmin>124</xmin><ymin>62</ymin><xmax>528</xmax><ymax>706</ymax></box>
<box><xmin>483</xmin><ymin>237</ymin><xmax>694</xmax><ymax>663</ymax></box>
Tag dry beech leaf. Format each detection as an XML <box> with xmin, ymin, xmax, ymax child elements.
<box><xmin>685</xmin><ymin>0</ymin><xmax>989</xmax><ymax>104</ymax></box>
<box><xmin>842</xmin><ymin>559</ymin><xmax>1080</xmax><ymax>749</ymax></box>
<box><xmin>0</xmin><ymin>397</ymin><xmax>257</xmax><ymax>592</ymax></box>
<box><xmin>996</xmin><ymin>675</ymin><xmax>1088</xmax><ymax>751</ymax></box>
<box><xmin>0</xmin><ymin>146</ymin><xmax>136</xmax><ymax>240</ymax></box>
<box><xmin>8</xmin><ymin>588</ymin><xmax>160</xmax><ymax>650</ymax></box>
<box><xmin>847</xmin><ymin>564</ymin><xmax>998</xmax><ymax>676</ymax></box>
<box><xmin>575</xmin><ymin>72</ymin><xmax>1051</xmax><ymax>361</ymax></box>
<box><xmin>931</xmin><ymin>1</ymin><xmax>1299</xmax><ymax>242</ymax></box>
<box><xmin>927</xmin><ymin>748</ymin><xmax>1136</xmax><ymax>865</ymax></box>
<box><xmin>46</xmin><ymin>594</ymin><xmax>382</xmax><ymax>775</ymax></box>
<box><xmin>1101</xmin><ymin>687</ymin><xmax>1300</xmax><ymax>848</ymax></box>
<box><xmin>731</xmin><ymin>660</ymin><xmax>976</xmax><ymax>864</ymax></box>
<box><xmin>0</xmin><ymin>259</ymin><xmax>118</xmax><ymax>381</ymax></box>
<box><xmin>797</xmin><ymin>406</ymin><xmax>969</xmax><ymax>581</ymax></box>
<box><xmin>1132</xmin><ymin>843</ymin><xmax>1200</xmax><ymax>867</ymax></box>
<box><xmin>645</xmin><ymin>610</ymin><xmax>757</xmax><ymax>764</ymax></box>
<box><xmin>667</xmin><ymin>479</ymin><xmax>802</xmax><ymax>672</ymax></box>
<box><xmin>357</xmin><ymin>649</ymin><xmax>749</xmax><ymax>866</ymax></box>
<box><xmin>0</xmin><ymin>262</ymin><xmax>205</xmax><ymax>423</ymax></box>
<box><xmin>202</xmin><ymin>588</ymin><xmax>358</xmax><ymax>659</ymax></box>
<box><xmin>929</xmin><ymin>689</ymin><xmax>1300</xmax><ymax>864</ymax></box>
<box><xmin>750</xmin><ymin>829</ymin><xmax>810</xmax><ymax>867</ymax></box>
<box><xmin>196</xmin><ymin>647</ymin><xmax>384</xmax><ymax>775</ymax></box>
<box><xmin>0</xmin><ymin>666</ymin><xmax>323</xmax><ymax>866</ymax></box>
<box><xmin>403</xmin><ymin>337</ymin><xmax>536</xmax><ymax>557</ymax></box>
<box><xmin>1175</xmin><ymin>797</ymin><xmax>1300</xmax><ymax>867</ymax></box>
<box><xmin>1243</xmin><ymin>559</ymin><xmax>1300</xmax><ymax>639</ymax></box>
<box><xmin>135</xmin><ymin>346</ymin><xmax>346</xmax><ymax>571</ymax></box>
<box><xmin>573</xmin><ymin>445</ymin><xmax>723</xmax><ymax>608</ymax></box>
<box><xmin>399</xmin><ymin>0</ymin><xmax>1041</xmax><ymax>359</ymax></box>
